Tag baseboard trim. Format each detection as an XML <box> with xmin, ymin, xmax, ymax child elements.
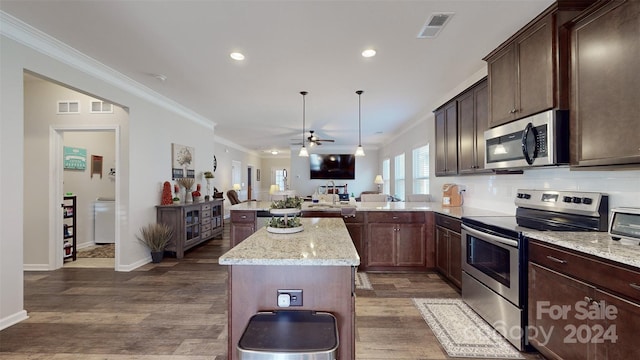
<box><xmin>0</xmin><ymin>310</ymin><xmax>28</xmax><ymax>331</ymax></box>
<box><xmin>23</xmin><ymin>263</ymin><xmax>51</xmax><ymax>271</ymax></box>
<box><xmin>116</xmin><ymin>257</ymin><xmax>150</xmax><ymax>272</ymax></box>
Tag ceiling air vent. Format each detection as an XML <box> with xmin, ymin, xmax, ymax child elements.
<box><xmin>417</xmin><ymin>12</ymin><xmax>454</xmax><ymax>39</ymax></box>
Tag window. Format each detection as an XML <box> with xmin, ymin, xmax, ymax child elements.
<box><xmin>382</xmin><ymin>158</ymin><xmax>390</xmax><ymax>195</ymax></box>
<box><xmin>274</xmin><ymin>169</ymin><xmax>287</xmax><ymax>192</ymax></box>
<box><xmin>394</xmin><ymin>153</ymin><xmax>405</xmax><ymax>201</ymax></box>
<box><xmin>413</xmin><ymin>144</ymin><xmax>430</xmax><ymax>195</ymax></box>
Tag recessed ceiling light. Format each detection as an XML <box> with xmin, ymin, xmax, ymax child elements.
<box><xmin>230</xmin><ymin>52</ymin><xmax>245</xmax><ymax>61</ymax></box>
<box><xmin>271</xmin><ymin>150</ymin><xmax>279</xmax><ymax>155</ymax></box>
<box><xmin>362</xmin><ymin>49</ymin><xmax>376</xmax><ymax>58</ymax></box>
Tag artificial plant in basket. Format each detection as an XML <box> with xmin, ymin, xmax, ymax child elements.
<box><xmin>136</xmin><ymin>223</ymin><xmax>173</xmax><ymax>263</ymax></box>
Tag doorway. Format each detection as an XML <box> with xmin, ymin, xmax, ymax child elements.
<box><xmin>58</xmin><ymin>128</ymin><xmax>118</xmax><ymax>269</ymax></box>
<box><xmin>23</xmin><ymin>72</ymin><xmax>124</xmax><ymax>271</ymax></box>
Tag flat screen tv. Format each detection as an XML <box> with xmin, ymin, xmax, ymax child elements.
<box><xmin>309</xmin><ymin>154</ymin><xmax>356</xmax><ymax>180</ymax></box>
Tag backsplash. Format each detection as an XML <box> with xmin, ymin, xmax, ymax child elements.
<box><xmin>433</xmin><ymin>167</ymin><xmax>640</xmax><ymax>215</ymax></box>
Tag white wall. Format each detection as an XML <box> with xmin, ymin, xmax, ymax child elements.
<box><xmin>1</xmin><ymin>28</ymin><xmax>215</xmax><ymax>329</ymax></box>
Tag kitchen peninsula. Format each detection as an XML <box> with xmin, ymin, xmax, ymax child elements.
<box><xmin>229</xmin><ymin>200</ymin><xmax>510</xmax><ymax>273</ymax></box>
<box><xmin>218</xmin><ymin>217</ymin><xmax>360</xmax><ymax>360</ymax></box>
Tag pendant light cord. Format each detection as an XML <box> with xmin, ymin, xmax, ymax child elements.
<box><xmin>301</xmin><ymin>91</ymin><xmax>307</xmax><ymax>146</ymax></box>
<box><xmin>357</xmin><ymin>90</ymin><xmax>363</xmax><ymax>146</ymax></box>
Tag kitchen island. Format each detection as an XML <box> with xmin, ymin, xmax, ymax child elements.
<box><xmin>219</xmin><ymin>217</ymin><xmax>360</xmax><ymax>360</ymax></box>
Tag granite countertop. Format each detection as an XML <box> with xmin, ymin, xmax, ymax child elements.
<box><xmin>229</xmin><ymin>200</ymin><xmax>510</xmax><ymax>218</ymax></box>
<box><xmin>219</xmin><ymin>217</ymin><xmax>360</xmax><ymax>266</ymax></box>
<box><xmin>524</xmin><ymin>230</ymin><xmax>640</xmax><ymax>269</ymax></box>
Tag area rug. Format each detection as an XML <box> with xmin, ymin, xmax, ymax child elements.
<box><xmin>412</xmin><ymin>298</ymin><xmax>524</xmax><ymax>359</ymax></box>
<box><xmin>77</xmin><ymin>244</ymin><xmax>115</xmax><ymax>258</ymax></box>
<box><xmin>355</xmin><ymin>271</ymin><xmax>372</xmax><ymax>290</ymax></box>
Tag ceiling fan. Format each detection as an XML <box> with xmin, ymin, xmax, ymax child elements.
<box><xmin>307</xmin><ymin>130</ymin><xmax>335</xmax><ymax>146</ymax></box>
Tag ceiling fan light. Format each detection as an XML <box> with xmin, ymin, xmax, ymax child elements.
<box><xmin>299</xmin><ymin>146</ymin><xmax>309</xmax><ymax>157</ymax></box>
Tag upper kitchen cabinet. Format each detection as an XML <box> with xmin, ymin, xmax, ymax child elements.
<box><xmin>434</xmin><ymin>101</ymin><xmax>458</xmax><ymax>176</ymax></box>
<box><xmin>569</xmin><ymin>0</ymin><xmax>640</xmax><ymax>167</ymax></box>
<box><xmin>458</xmin><ymin>78</ymin><xmax>490</xmax><ymax>174</ymax></box>
<box><xmin>484</xmin><ymin>0</ymin><xmax>595</xmax><ymax>127</ymax></box>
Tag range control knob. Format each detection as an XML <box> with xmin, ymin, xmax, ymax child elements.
<box><xmin>563</xmin><ymin>196</ymin><xmax>572</xmax><ymax>203</ymax></box>
<box><xmin>583</xmin><ymin>198</ymin><xmax>593</xmax><ymax>205</ymax></box>
<box><xmin>523</xmin><ymin>193</ymin><xmax>531</xmax><ymax>199</ymax></box>
<box><xmin>572</xmin><ymin>197</ymin><xmax>582</xmax><ymax>204</ymax></box>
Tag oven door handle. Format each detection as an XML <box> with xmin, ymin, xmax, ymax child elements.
<box><xmin>462</xmin><ymin>224</ymin><xmax>519</xmax><ymax>248</ymax></box>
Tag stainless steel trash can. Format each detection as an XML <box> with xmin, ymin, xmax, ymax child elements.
<box><xmin>238</xmin><ymin>310</ymin><xmax>338</xmax><ymax>360</ymax></box>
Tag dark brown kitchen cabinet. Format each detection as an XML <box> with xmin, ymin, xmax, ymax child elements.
<box><xmin>434</xmin><ymin>101</ymin><xmax>458</xmax><ymax>176</ymax></box>
<box><xmin>528</xmin><ymin>240</ymin><xmax>640</xmax><ymax>359</ymax></box>
<box><xmin>569</xmin><ymin>0</ymin><xmax>640</xmax><ymax>167</ymax></box>
<box><xmin>435</xmin><ymin>214</ymin><xmax>462</xmax><ymax>290</ymax></box>
<box><xmin>366</xmin><ymin>212</ymin><xmax>426</xmax><ymax>270</ymax></box>
<box><xmin>484</xmin><ymin>1</ymin><xmax>594</xmax><ymax>127</ymax></box>
<box><xmin>343</xmin><ymin>212</ymin><xmax>365</xmax><ymax>269</ymax></box>
<box><xmin>230</xmin><ymin>210</ymin><xmax>256</xmax><ymax>247</ymax></box>
<box><xmin>458</xmin><ymin>79</ymin><xmax>490</xmax><ymax>174</ymax></box>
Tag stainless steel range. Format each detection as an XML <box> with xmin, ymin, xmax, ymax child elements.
<box><xmin>461</xmin><ymin>189</ymin><xmax>608</xmax><ymax>351</ymax></box>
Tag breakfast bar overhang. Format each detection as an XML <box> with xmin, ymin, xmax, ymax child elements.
<box><xmin>219</xmin><ymin>217</ymin><xmax>360</xmax><ymax>360</ymax></box>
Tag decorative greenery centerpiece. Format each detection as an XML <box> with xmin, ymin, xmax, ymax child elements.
<box><xmin>267</xmin><ymin>196</ymin><xmax>303</xmax><ymax>234</ymax></box>
<box><xmin>270</xmin><ymin>196</ymin><xmax>303</xmax><ymax>210</ymax></box>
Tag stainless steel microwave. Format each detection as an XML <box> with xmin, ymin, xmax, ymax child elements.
<box><xmin>484</xmin><ymin>110</ymin><xmax>569</xmax><ymax>170</ymax></box>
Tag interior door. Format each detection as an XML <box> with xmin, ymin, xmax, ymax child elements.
<box><xmin>247</xmin><ymin>167</ymin><xmax>253</xmax><ymax>200</ymax></box>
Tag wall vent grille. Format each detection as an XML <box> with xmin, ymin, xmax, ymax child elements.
<box><xmin>90</xmin><ymin>100</ymin><xmax>114</xmax><ymax>114</ymax></box>
<box><xmin>57</xmin><ymin>100</ymin><xmax>80</xmax><ymax>114</ymax></box>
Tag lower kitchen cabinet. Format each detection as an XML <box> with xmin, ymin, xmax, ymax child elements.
<box><xmin>366</xmin><ymin>211</ymin><xmax>426</xmax><ymax>271</ymax></box>
<box><xmin>230</xmin><ymin>210</ymin><xmax>256</xmax><ymax>247</ymax></box>
<box><xmin>343</xmin><ymin>212</ymin><xmax>365</xmax><ymax>268</ymax></box>
<box><xmin>528</xmin><ymin>239</ymin><xmax>640</xmax><ymax>359</ymax></box>
<box><xmin>157</xmin><ymin>199</ymin><xmax>223</xmax><ymax>258</ymax></box>
<box><xmin>435</xmin><ymin>214</ymin><xmax>462</xmax><ymax>289</ymax></box>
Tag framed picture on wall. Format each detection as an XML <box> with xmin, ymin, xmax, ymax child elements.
<box><xmin>63</xmin><ymin>146</ymin><xmax>87</xmax><ymax>170</ymax></box>
<box><xmin>172</xmin><ymin>143</ymin><xmax>195</xmax><ymax>179</ymax></box>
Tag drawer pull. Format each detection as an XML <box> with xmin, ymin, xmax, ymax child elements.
<box><xmin>241</xmin><ymin>215</ymin><xmax>247</xmax><ymax>219</ymax></box>
<box><xmin>546</xmin><ymin>255</ymin><xmax>567</xmax><ymax>264</ymax></box>
<box><xmin>630</xmin><ymin>283</ymin><xmax>640</xmax><ymax>291</ymax></box>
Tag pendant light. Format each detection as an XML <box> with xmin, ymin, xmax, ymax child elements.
<box><xmin>298</xmin><ymin>91</ymin><xmax>309</xmax><ymax>157</ymax></box>
<box><xmin>355</xmin><ymin>90</ymin><xmax>365</xmax><ymax>156</ymax></box>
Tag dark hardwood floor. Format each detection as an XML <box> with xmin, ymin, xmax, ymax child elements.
<box><xmin>0</xmin><ymin>222</ymin><xmax>544</xmax><ymax>359</ymax></box>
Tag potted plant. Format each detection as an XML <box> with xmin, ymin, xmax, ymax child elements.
<box><xmin>136</xmin><ymin>223</ymin><xmax>173</xmax><ymax>263</ymax></box>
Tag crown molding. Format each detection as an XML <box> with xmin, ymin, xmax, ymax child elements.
<box><xmin>1</xmin><ymin>10</ymin><xmax>215</xmax><ymax>130</ymax></box>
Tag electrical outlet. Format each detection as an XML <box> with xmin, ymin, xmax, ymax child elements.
<box><xmin>277</xmin><ymin>289</ymin><xmax>302</xmax><ymax>306</ymax></box>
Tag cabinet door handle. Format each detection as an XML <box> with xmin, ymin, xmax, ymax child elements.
<box><xmin>546</xmin><ymin>255</ymin><xmax>567</xmax><ymax>264</ymax></box>
<box><xmin>510</xmin><ymin>108</ymin><xmax>518</xmax><ymax>114</ymax></box>
<box><xmin>630</xmin><ymin>283</ymin><xmax>640</xmax><ymax>291</ymax></box>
